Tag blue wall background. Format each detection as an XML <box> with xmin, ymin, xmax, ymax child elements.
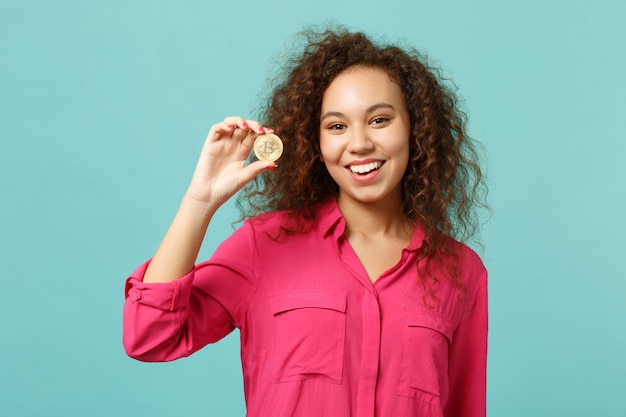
<box><xmin>1</xmin><ymin>0</ymin><xmax>624</xmax><ymax>416</ymax></box>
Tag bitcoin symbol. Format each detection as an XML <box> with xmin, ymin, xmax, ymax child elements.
<box><xmin>253</xmin><ymin>134</ymin><xmax>283</xmax><ymax>162</ymax></box>
<box><xmin>261</xmin><ymin>140</ymin><xmax>276</xmax><ymax>156</ymax></box>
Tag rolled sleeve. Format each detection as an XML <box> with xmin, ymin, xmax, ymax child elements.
<box><xmin>122</xmin><ymin>221</ymin><xmax>259</xmax><ymax>363</ymax></box>
<box><xmin>122</xmin><ymin>260</ymin><xmax>203</xmax><ymax>362</ymax></box>
<box><xmin>124</xmin><ymin>260</ymin><xmax>194</xmax><ymax>312</ymax></box>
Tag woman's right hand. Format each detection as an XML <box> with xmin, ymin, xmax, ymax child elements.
<box><xmin>142</xmin><ymin>117</ymin><xmax>276</xmax><ymax>283</ymax></box>
<box><xmin>186</xmin><ymin>116</ymin><xmax>277</xmax><ymax>209</ymax></box>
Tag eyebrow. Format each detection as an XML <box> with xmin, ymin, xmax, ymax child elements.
<box><xmin>320</xmin><ymin>102</ymin><xmax>396</xmax><ymax>121</ymax></box>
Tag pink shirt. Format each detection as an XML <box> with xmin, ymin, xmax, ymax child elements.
<box><xmin>123</xmin><ymin>199</ymin><xmax>488</xmax><ymax>417</ymax></box>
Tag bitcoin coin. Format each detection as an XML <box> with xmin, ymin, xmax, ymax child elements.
<box><xmin>253</xmin><ymin>133</ymin><xmax>283</xmax><ymax>162</ymax></box>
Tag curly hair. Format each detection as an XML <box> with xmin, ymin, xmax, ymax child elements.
<box><xmin>238</xmin><ymin>27</ymin><xmax>488</xmax><ymax>292</ymax></box>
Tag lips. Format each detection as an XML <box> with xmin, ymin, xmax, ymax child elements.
<box><xmin>348</xmin><ymin>160</ymin><xmax>383</xmax><ymax>175</ymax></box>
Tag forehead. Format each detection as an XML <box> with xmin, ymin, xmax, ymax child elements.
<box><xmin>321</xmin><ymin>66</ymin><xmax>405</xmax><ymax>110</ymax></box>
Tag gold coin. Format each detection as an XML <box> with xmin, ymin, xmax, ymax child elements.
<box><xmin>253</xmin><ymin>133</ymin><xmax>283</xmax><ymax>162</ymax></box>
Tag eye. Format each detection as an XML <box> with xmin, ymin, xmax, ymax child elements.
<box><xmin>370</xmin><ymin>116</ymin><xmax>390</xmax><ymax>125</ymax></box>
<box><xmin>327</xmin><ymin>122</ymin><xmax>346</xmax><ymax>131</ymax></box>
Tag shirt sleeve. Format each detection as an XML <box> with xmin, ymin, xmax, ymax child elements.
<box><xmin>122</xmin><ymin>220</ymin><xmax>259</xmax><ymax>362</ymax></box>
<box><xmin>444</xmin><ymin>258</ymin><xmax>488</xmax><ymax>417</ymax></box>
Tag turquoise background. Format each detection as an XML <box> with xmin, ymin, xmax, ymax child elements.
<box><xmin>1</xmin><ymin>0</ymin><xmax>624</xmax><ymax>415</ymax></box>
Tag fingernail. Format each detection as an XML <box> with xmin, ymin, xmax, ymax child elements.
<box><xmin>259</xmin><ymin>126</ymin><xmax>266</xmax><ymax>133</ymax></box>
<box><xmin>266</xmin><ymin>164</ymin><xmax>278</xmax><ymax>169</ymax></box>
<box><xmin>242</xmin><ymin>122</ymin><xmax>249</xmax><ymax>129</ymax></box>
<box><xmin>227</xmin><ymin>124</ymin><xmax>235</xmax><ymax>129</ymax></box>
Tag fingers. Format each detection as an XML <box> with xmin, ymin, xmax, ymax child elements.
<box><xmin>207</xmin><ymin>117</ymin><xmax>273</xmax><ymax>145</ymax></box>
<box><xmin>223</xmin><ymin>116</ymin><xmax>271</xmax><ymax>135</ymax></box>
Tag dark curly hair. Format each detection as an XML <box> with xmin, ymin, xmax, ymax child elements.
<box><xmin>238</xmin><ymin>27</ymin><xmax>488</xmax><ymax>292</ymax></box>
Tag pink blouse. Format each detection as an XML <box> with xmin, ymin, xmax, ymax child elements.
<box><xmin>123</xmin><ymin>199</ymin><xmax>488</xmax><ymax>417</ymax></box>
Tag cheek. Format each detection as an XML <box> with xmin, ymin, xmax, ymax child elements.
<box><xmin>393</xmin><ymin>131</ymin><xmax>411</xmax><ymax>160</ymax></box>
<box><xmin>390</xmin><ymin>137</ymin><xmax>411</xmax><ymax>172</ymax></box>
<box><xmin>319</xmin><ymin>136</ymin><xmax>339</xmax><ymax>163</ymax></box>
<box><xmin>318</xmin><ymin>144</ymin><xmax>326</xmax><ymax>163</ymax></box>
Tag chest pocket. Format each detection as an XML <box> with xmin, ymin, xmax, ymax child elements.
<box><xmin>397</xmin><ymin>308</ymin><xmax>455</xmax><ymax>408</ymax></box>
<box><xmin>269</xmin><ymin>290</ymin><xmax>347</xmax><ymax>384</ymax></box>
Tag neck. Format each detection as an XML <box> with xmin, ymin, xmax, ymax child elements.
<box><xmin>337</xmin><ymin>193</ymin><xmax>412</xmax><ymax>239</ymax></box>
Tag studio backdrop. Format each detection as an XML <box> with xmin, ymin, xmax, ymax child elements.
<box><xmin>1</xmin><ymin>1</ymin><xmax>624</xmax><ymax>416</ymax></box>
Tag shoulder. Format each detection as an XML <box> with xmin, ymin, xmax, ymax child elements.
<box><xmin>444</xmin><ymin>237</ymin><xmax>488</xmax><ymax>291</ymax></box>
<box><xmin>245</xmin><ymin>199</ymin><xmax>338</xmax><ymax>237</ymax></box>
<box><xmin>245</xmin><ymin>209</ymin><xmax>294</xmax><ymax>236</ymax></box>
<box><xmin>454</xmin><ymin>240</ymin><xmax>486</xmax><ymax>273</ymax></box>
<box><xmin>247</xmin><ymin>209</ymin><xmax>289</xmax><ymax>227</ymax></box>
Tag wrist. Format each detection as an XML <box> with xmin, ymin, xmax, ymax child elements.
<box><xmin>180</xmin><ymin>193</ymin><xmax>219</xmax><ymax>222</ymax></box>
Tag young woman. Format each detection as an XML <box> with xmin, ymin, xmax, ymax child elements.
<box><xmin>123</xmin><ymin>28</ymin><xmax>488</xmax><ymax>417</ymax></box>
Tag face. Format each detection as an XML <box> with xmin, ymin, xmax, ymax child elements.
<box><xmin>319</xmin><ymin>66</ymin><xmax>411</xmax><ymax>208</ymax></box>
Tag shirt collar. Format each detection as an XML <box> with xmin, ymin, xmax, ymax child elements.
<box><xmin>317</xmin><ymin>198</ymin><xmax>345</xmax><ymax>238</ymax></box>
<box><xmin>316</xmin><ymin>198</ymin><xmax>425</xmax><ymax>252</ymax></box>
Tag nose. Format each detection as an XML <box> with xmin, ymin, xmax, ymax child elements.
<box><xmin>346</xmin><ymin>126</ymin><xmax>374</xmax><ymax>154</ymax></box>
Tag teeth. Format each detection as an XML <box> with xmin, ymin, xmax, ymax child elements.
<box><xmin>349</xmin><ymin>161</ymin><xmax>382</xmax><ymax>174</ymax></box>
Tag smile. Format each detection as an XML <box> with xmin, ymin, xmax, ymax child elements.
<box><xmin>348</xmin><ymin>161</ymin><xmax>384</xmax><ymax>175</ymax></box>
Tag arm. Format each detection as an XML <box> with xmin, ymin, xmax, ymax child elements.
<box><xmin>123</xmin><ymin>261</ymin><xmax>237</xmax><ymax>361</ymax></box>
<box><xmin>123</xmin><ymin>117</ymin><xmax>275</xmax><ymax>360</ymax></box>
<box><xmin>122</xmin><ymin>225</ymin><xmax>258</xmax><ymax>362</ymax></box>
<box><xmin>444</xmin><ymin>269</ymin><xmax>488</xmax><ymax>417</ymax></box>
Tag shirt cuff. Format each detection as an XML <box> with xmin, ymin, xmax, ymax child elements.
<box><xmin>124</xmin><ymin>260</ymin><xmax>194</xmax><ymax>311</ymax></box>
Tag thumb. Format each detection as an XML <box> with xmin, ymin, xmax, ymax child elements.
<box><xmin>238</xmin><ymin>160</ymin><xmax>278</xmax><ymax>187</ymax></box>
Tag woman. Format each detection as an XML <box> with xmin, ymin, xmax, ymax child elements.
<box><xmin>123</xmin><ymin>28</ymin><xmax>488</xmax><ymax>417</ymax></box>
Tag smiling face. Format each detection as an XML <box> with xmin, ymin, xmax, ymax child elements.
<box><xmin>319</xmin><ymin>66</ymin><xmax>411</xmax><ymax>210</ymax></box>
